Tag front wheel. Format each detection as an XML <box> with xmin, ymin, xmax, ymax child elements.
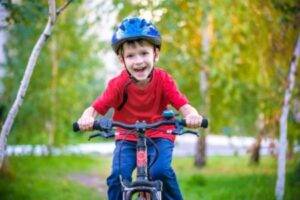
<box><xmin>134</xmin><ymin>192</ymin><xmax>150</xmax><ymax>200</ymax></box>
<box><xmin>123</xmin><ymin>191</ymin><xmax>161</xmax><ymax>200</ymax></box>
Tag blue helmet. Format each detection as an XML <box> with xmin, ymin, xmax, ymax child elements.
<box><xmin>111</xmin><ymin>17</ymin><xmax>161</xmax><ymax>54</ymax></box>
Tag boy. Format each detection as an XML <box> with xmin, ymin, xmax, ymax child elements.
<box><xmin>77</xmin><ymin>16</ymin><xmax>203</xmax><ymax>200</ymax></box>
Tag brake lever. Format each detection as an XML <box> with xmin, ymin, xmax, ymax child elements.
<box><xmin>172</xmin><ymin>120</ymin><xmax>185</xmax><ymax>135</ymax></box>
<box><xmin>172</xmin><ymin>120</ymin><xmax>200</xmax><ymax>136</ymax></box>
<box><xmin>172</xmin><ymin>129</ymin><xmax>183</xmax><ymax>135</ymax></box>
<box><xmin>88</xmin><ymin>131</ymin><xmax>115</xmax><ymax>140</ymax></box>
<box><xmin>88</xmin><ymin>133</ymin><xmax>102</xmax><ymax>140</ymax></box>
<box><xmin>183</xmin><ymin>130</ymin><xmax>199</xmax><ymax>136</ymax></box>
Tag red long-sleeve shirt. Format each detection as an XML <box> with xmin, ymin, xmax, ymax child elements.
<box><xmin>92</xmin><ymin>68</ymin><xmax>188</xmax><ymax>142</ymax></box>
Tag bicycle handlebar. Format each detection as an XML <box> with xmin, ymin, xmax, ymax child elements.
<box><xmin>73</xmin><ymin>118</ymin><xmax>208</xmax><ymax>133</ymax></box>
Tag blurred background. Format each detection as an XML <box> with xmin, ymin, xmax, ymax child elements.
<box><xmin>0</xmin><ymin>0</ymin><xmax>299</xmax><ymax>199</ymax></box>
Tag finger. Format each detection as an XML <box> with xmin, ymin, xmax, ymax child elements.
<box><xmin>187</xmin><ymin>120</ymin><xmax>197</xmax><ymax>128</ymax></box>
<box><xmin>190</xmin><ymin>118</ymin><xmax>201</xmax><ymax>128</ymax></box>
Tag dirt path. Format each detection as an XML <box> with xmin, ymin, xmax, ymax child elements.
<box><xmin>69</xmin><ymin>173</ymin><xmax>107</xmax><ymax>197</ymax></box>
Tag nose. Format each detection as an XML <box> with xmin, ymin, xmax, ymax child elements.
<box><xmin>134</xmin><ymin>55</ymin><xmax>143</xmax><ymax>65</ymax></box>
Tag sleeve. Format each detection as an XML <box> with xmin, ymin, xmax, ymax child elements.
<box><xmin>92</xmin><ymin>79</ymin><xmax>121</xmax><ymax>115</ymax></box>
<box><xmin>163</xmin><ymin>72</ymin><xmax>188</xmax><ymax>110</ymax></box>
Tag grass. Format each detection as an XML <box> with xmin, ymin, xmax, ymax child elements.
<box><xmin>176</xmin><ymin>156</ymin><xmax>299</xmax><ymax>200</ymax></box>
<box><xmin>0</xmin><ymin>154</ymin><xmax>299</xmax><ymax>200</ymax></box>
<box><xmin>0</xmin><ymin>155</ymin><xmax>110</xmax><ymax>200</ymax></box>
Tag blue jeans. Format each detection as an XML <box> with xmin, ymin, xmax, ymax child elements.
<box><xmin>107</xmin><ymin>138</ymin><xmax>183</xmax><ymax>200</ymax></box>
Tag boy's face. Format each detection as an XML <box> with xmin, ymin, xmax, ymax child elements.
<box><xmin>119</xmin><ymin>41</ymin><xmax>159</xmax><ymax>83</ymax></box>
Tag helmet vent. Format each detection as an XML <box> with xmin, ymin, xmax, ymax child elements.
<box><xmin>111</xmin><ymin>17</ymin><xmax>161</xmax><ymax>54</ymax></box>
<box><xmin>120</xmin><ymin>24</ymin><xmax>125</xmax><ymax>31</ymax></box>
<box><xmin>129</xmin><ymin>18</ymin><xmax>135</xmax><ymax>24</ymax></box>
<box><xmin>140</xmin><ymin>19</ymin><xmax>146</xmax><ymax>28</ymax></box>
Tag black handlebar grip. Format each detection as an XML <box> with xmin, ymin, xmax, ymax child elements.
<box><xmin>201</xmin><ymin>118</ymin><xmax>208</xmax><ymax>128</ymax></box>
<box><xmin>180</xmin><ymin>118</ymin><xmax>208</xmax><ymax>128</ymax></box>
<box><xmin>73</xmin><ymin>122</ymin><xmax>80</xmax><ymax>132</ymax></box>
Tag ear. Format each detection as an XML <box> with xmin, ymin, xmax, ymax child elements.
<box><xmin>118</xmin><ymin>55</ymin><xmax>126</xmax><ymax>67</ymax></box>
<box><xmin>154</xmin><ymin>48</ymin><xmax>160</xmax><ymax>62</ymax></box>
<box><xmin>118</xmin><ymin>55</ymin><xmax>123</xmax><ymax>63</ymax></box>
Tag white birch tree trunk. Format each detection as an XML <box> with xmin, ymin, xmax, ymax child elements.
<box><xmin>275</xmin><ymin>35</ymin><xmax>300</xmax><ymax>200</ymax></box>
<box><xmin>0</xmin><ymin>0</ymin><xmax>73</xmax><ymax>169</ymax></box>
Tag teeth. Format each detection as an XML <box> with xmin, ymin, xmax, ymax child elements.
<box><xmin>134</xmin><ymin>67</ymin><xmax>145</xmax><ymax>71</ymax></box>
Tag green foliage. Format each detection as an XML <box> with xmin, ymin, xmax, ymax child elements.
<box><xmin>2</xmin><ymin>1</ymin><xmax>105</xmax><ymax>144</ymax></box>
<box><xmin>1</xmin><ymin>0</ymin><xmax>299</xmax><ymax>145</ymax></box>
<box><xmin>112</xmin><ymin>0</ymin><xmax>300</xmax><ymax>139</ymax></box>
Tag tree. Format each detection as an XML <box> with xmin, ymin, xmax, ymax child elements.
<box><xmin>0</xmin><ymin>0</ymin><xmax>73</xmax><ymax>169</ymax></box>
<box><xmin>195</xmin><ymin>2</ymin><xmax>213</xmax><ymax>167</ymax></box>
<box><xmin>112</xmin><ymin>1</ymin><xmax>300</xmax><ymax>166</ymax></box>
<box><xmin>1</xmin><ymin>0</ymin><xmax>104</xmax><ymax>146</ymax></box>
<box><xmin>275</xmin><ymin>35</ymin><xmax>300</xmax><ymax>200</ymax></box>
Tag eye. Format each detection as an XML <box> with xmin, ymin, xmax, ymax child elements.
<box><xmin>141</xmin><ymin>51</ymin><xmax>149</xmax><ymax>56</ymax></box>
<box><xmin>126</xmin><ymin>54</ymin><xmax>134</xmax><ymax>58</ymax></box>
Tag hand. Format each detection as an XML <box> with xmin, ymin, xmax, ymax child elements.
<box><xmin>77</xmin><ymin>115</ymin><xmax>94</xmax><ymax>131</ymax></box>
<box><xmin>185</xmin><ymin>113</ymin><xmax>203</xmax><ymax>129</ymax></box>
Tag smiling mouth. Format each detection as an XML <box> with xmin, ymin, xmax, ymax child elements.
<box><xmin>133</xmin><ymin>66</ymin><xmax>147</xmax><ymax>72</ymax></box>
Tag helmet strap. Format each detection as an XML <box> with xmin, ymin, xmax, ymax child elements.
<box><xmin>121</xmin><ymin>54</ymin><xmax>139</xmax><ymax>82</ymax></box>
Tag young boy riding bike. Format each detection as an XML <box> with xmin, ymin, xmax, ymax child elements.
<box><xmin>77</xmin><ymin>16</ymin><xmax>204</xmax><ymax>200</ymax></box>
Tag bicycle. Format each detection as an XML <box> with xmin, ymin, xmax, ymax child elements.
<box><xmin>73</xmin><ymin>110</ymin><xmax>208</xmax><ymax>200</ymax></box>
